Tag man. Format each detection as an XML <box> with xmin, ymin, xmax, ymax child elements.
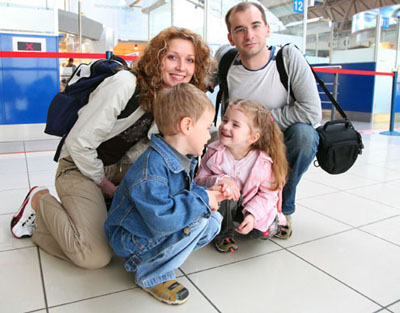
<box><xmin>214</xmin><ymin>2</ymin><xmax>322</xmax><ymax>238</ymax></box>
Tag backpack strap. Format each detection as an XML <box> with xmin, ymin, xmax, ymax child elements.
<box><xmin>214</xmin><ymin>48</ymin><xmax>238</xmax><ymax>125</ymax></box>
<box><xmin>53</xmin><ymin>86</ymin><xmax>140</xmax><ymax>162</ymax></box>
<box><xmin>276</xmin><ymin>44</ymin><xmax>296</xmax><ymax>101</ymax></box>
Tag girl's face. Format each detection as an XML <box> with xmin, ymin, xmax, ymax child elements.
<box><xmin>219</xmin><ymin>106</ymin><xmax>259</xmax><ymax>155</ymax></box>
<box><xmin>161</xmin><ymin>38</ymin><xmax>196</xmax><ymax>88</ymax></box>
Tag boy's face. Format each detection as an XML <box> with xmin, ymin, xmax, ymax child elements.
<box><xmin>185</xmin><ymin>107</ymin><xmax>214</xmax><ymax>156</ymax></box>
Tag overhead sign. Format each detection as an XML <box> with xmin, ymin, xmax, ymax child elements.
<box><xmin>382</xmin><ymin>17</ymin><xmax>390</xmax><ymax>29</ymax></box>
<box><xmin>294</xmin><ymin>0</ymin><xmax>304</xmax><ymax>13</ymax></box>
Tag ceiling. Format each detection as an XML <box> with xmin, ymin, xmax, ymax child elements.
<box><xmin>260</xmin><ymin>0</ymin><xmax>400</xmax><ymax>25</ymax></box>
<box><xmin>308</xmin><ymin>0</ymin><xmax>400</xmax><ymax>22</ymax></box>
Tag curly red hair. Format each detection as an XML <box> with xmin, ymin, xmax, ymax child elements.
<box><xmin>132</xmin><ymin>27</ymin><xmax>211</xmax><ymax>112</ymax></box>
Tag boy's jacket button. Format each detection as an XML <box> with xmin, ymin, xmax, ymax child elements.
<box><xmin>183</xmin><ymin>227</ymin><xmax>191</xmax><ymax>235</ymax></box>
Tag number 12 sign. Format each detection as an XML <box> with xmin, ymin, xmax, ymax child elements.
<box><xmin>293</xmin><ymin>0</ymin><xmax>304</xmax><ymax>13</ymax></box>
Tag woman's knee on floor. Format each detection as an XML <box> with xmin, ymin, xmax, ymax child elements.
<box><xmin>69</xmin><ymin>242</ymin><xmax>113</xmax><ymax>270</ymax></box>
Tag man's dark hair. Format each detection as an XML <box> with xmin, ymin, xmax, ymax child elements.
<box><xmin>225</xmin><ymin>2</ymin><xmax>267</xmax><ymax>33</ymax></box>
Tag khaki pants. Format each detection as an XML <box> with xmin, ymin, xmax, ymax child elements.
<box><xmin>32</xmin><ymin>157</ymin><xmax>129</xmax><ymax>269</ymax></box>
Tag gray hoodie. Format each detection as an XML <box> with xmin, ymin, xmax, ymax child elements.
<box><xmin>214</xmin><ymin>43</ymin><xmax>322</xmax><ymax>131</ymax></box>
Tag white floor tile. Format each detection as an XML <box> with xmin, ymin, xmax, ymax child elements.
<box><xmin>296</xmin><ymin>178</ymin><xmax>338</xmax><ymax>199</ymax></box>
<box><xmin>0</xmin><ymin>247</ymin><xmax>46</xmax><ymax>312</ymax></box>
<box><xmin>0</xmin><ymin>214</ymin><xmax>36</xmax><ymax>252</ymax></box>
<box><xmin>0</xmin><ymin>130</ymin><xmax>398</xmax><ymax>313</ymax></box>
<box><xmin>361</xmin><ymin>215</ymin><xmax>400</xmax><ymax>246</ymax></box>
<box><xmin>181</xmin><ymin>236</ymin><xmax>282</xmax><ymax>274</ymax></box>
<box><xmin>298</xmin><ymin>191</ymin><xmax>400</xmax><ymax>227</ymax></box>
<box><xmin>345</xmin><ymin>163</ymin><xmax>400</xmax><ymax>182</ymax></box>
<box><xmin>188</xmin><ymin>249</ymin><xmax>380</xmax><ymax>313</ymax></box>
<box><xmin>289</xmin><ymin>229</ymin><xmax>400</xmax><ymax>305</ymax></box>
<box><xmin>0</xmin><ymin>141</ymin><xmax>24</xmax><ymax>153</ymax></box>
<box><xmin>26</xmin><ymin>151</ymin><xmax>58</xmax><ymax>172</ymax></box>
<box><xmin>0</xmin><ymin>187</ymin><xmax>28</xmax><ymax>215</ymax></box>
<box><xmin>387</xmin><ymin>301</ymin><xmax>400</xmax><ymax>313</ymax></box>
<box><xmin>48</xmin><ymin>277</ymin><xmax>217</xmax><ymax>313</ymax></box>
<box><xmin>304</xmin><ymin>170</ymin><xmax>380</xmax><ymax>190</ymax></box>
<box><xmin>24</xmin><ymin>139</ymin><xmax>59</xmax><ymax>152</ymax></box>
<box><xmin>271</xmin><ymin>205</ymin><xmax>351</xmax><ymax>248</ymax></box>
<box><xmin>41</xmin><ymin>253</ymin><xmax>133</xmax><ymax>307</ymax></box>
<box><xmin>347</xmin><ymin>182</ymin><xmax>400</xmax><ymax>209</ymax></box>
<box><xmin>0</xmin><ymin>153</ymin><xmax>27</xmax><ymax>175</ymax></box>
<box><xmin>29</xmin><ymin>170</ymin><xmax>57</xmax><ymax>188</ymax></box>
<box><xmin>0</xmin><ymin>171</ymin><xmax>29</xmax><ymax>190</ymax></box>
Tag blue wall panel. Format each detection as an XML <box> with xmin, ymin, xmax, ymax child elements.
<box><xmin>0</xmin><ymin>33</ymin><xmax>59</xmax><ymax>125</ymax></box>
<box><xmin>313</xmin><ymin>62</ymin><xmax>376</xmax><ymax>113</ymax></box>
<box><xmin>395</xmin><ymin>77</ymin><xmax>400</xmax><ymax>112</ymax></box>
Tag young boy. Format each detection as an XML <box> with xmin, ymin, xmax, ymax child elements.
<box><xmin>105</xmin><ymin>83</ymin><xmax>226</xmax><ymax>305</ymax></box>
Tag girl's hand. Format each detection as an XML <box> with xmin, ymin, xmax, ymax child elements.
<box><xmin>235</xmin><ymin>214</ymin><xmax>255</xmax><ymax>235</ymax></box>
<box><xmin>206</xmin><ymin>188</ymin><xmax>231</xmax><ymax>212</ymax></box>
<box><xmin>217</xmin><ymin>177</ymin><xmax>240</xmax><ymax>201</ymax></box>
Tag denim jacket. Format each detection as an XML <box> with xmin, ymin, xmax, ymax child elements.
<box><xmin>105</xmin><ymin>134</ymin><xmax>212</xmax><ymax>271</ymax></box>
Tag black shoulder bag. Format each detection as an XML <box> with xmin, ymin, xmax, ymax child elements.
<box><xmin>311</xmin><ymin>68</ymin><xmax>364</xmax><ymax>174</ymax></box>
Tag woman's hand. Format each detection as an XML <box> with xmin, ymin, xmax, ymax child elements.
<box><xmin>99</xmin><ymin>177</ymin><xmax>117</xmax><ymax>199</ymax></box>
<box><xmin>216</xmin><ymin>176</ymin><xmax>240</xmax><ymax>201</ymax></box>
<box><xmin>235</xmin><ymin>214</ymin><xmax>255</xmax><ymax>235</ymax></box>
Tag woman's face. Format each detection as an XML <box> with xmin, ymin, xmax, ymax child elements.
<box><xmin>161</xmin><ymin>38</ymin><xmax>196</xmax><ymax>88</ymax></box>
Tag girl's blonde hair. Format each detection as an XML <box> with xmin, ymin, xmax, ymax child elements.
<box><xmin>227</xmin><ymin>99</ymin><xmax>288</xmax><ymax>190</ymax></box>
<box><xmin>132</xmin><ymin>27</ymin><xmax>211</xmax><ymax>112</ymax></box>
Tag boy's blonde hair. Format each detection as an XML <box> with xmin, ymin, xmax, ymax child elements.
<box><xmin>227</xmin><ymin>99</ymin><xmax>288</xmax><ymax>190</ymax></box>
<box><xmin>154</xmin><ymin>83</ymin><xmax>214</xmax><ymax>136</ymax></box>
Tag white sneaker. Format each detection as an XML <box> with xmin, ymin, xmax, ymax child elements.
<box><xmin>10</xmin><ymin>186</ymin><xmax>47</xmax><ymax>238</ymax></box>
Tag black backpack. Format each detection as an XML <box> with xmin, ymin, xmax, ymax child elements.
<box><xmin>215</xmin><ymin>44</ymin><xmax>364</xmax><ymax>175</ymax></box>
<box><xmin>45</xmin><ymin>53</ymin><xmax>139</xmax><ymax>161</ymax></box>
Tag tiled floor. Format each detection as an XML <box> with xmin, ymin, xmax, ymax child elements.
<box><xmin>1</xmin><ymin>124</ymin><xmax>400</xmax><ymax>313</ymax></box>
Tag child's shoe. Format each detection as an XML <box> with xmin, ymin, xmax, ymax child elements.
<box><xmin>274</xmin><ymin>215</ymin><xmax>293</xmax><ymax>239</ymax></box>
<box><xmin>142</xmin><ymin>280</ymin><xmax>189</xmax><ymax>305</ymax></box>
<box><xmin>214</xmin><ymin>237</ymin><xmax>238</xmax><ymax>252</ymax></box>
<box><xmin>10</xmin><ymin>186</ymin><xmax>47</xmax><ymax>238</ymax></box>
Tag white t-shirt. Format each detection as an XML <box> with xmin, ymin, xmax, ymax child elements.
<box><xmin>227</xmin><ymin>46</ymin><xmax>288</xmax><ymax>110</ymax></box>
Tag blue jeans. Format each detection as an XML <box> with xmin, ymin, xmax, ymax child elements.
<box><xmin>135</xmin><ymin>212</ymin><xmax>222</xmax><ymax>288</ymax></box>
<box><xmin>282</xmin><ymin>123</ymin><xmax>319</xmax><ymax>215</ymax></box>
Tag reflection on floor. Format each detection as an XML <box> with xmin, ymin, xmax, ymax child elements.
<box><xmin>0</xmin><ymin>122</ymin><xmax>399</xmax><ymax>313</ymax></box>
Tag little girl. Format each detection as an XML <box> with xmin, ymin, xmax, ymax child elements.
<box><xmin>195</xmin><ymin>99</ymin><xmax>289</xmax><ymax>252</ymax></box>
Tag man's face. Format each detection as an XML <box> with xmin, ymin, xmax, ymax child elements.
<box><xmin>227</xmin><ymin>6</ymin><xmax>270</xmax><ymax>59</ymax></box>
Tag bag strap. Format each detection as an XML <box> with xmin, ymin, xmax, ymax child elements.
<box><xmin>53</xmin><ymin>135</ymin><xmax>67</xmax><ymax>162</ymax></box>
<box><xmin>308</xmin><ymin>65</ymin><xmax>348</xmax><ymax>120</ymax></box>
<box><xmin>214</xmin><ymin>48</ymin><xmax>238</xmax><ymax>125</ymax></box>
<box><xmin>277</xmin><ymin>43</ymin><xmax>347</xmax><ymax>120</ymax></box>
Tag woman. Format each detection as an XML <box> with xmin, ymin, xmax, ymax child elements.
<box><xmin>10</xmin><ymin>27</ymin><xmax>212</xmax><ymax>269</ymax></box>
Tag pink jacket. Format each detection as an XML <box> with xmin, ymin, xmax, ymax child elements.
<box><xmin>195</xmin><ymin>141</ymin><xmax>286</xmax><ymax>232</ymax></box>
